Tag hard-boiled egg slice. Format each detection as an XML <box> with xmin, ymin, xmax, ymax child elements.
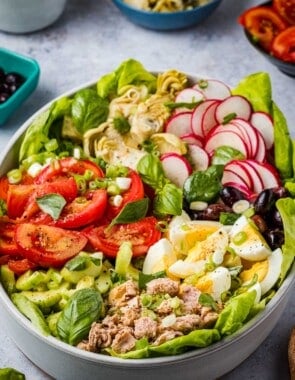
<box><xmin>194</xmin><ymin>266</ymin><xmax>231</xmax><ymax>301</ymax></box>
<box><xmin>142</xmin><ymin>238</ymin><xmax>177</xmax><ymax>275</ymax></box>
<box><xmin>229</xmin><ymin>215</ymin><xmax>271</xmax><ymax>261</ymax></box>
<box><xmin>185</xmin><ymin>227</ymin><xmax>229</xmax><ymax>263</ymax></box>
<box><xmin>168</xmin><ymin>212</ymin><xmax>222</xmax><ymax>255</ymax></box>
<box><xmin>239</xmin><ymin>248</ymin><xmax>282</xmax><ymax>296</ymax></box>
<box><xmin>168</xmin><ymin>259</ymin><xmax>206</xmax><ymax>279</ymax></box>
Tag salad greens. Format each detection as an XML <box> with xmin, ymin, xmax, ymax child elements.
<box><xmin>0</xmin><ymin>368</ymin><xmax>25</xmax><ymax>380</ymax></box>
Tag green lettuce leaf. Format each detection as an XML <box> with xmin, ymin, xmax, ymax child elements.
<box><xmin>276</xmin><ymin>198</ymin><xmax>295</xmax><ymax>283</ymax></box>
<box><xmin>97</xmin><ymin>59</ymin><xmax>157</xmax><ymax>98</ymax></box>
<box><xmin>108</xmin><ymin>328</ymin><xmax>220</xmax><ymax>358</ymax></box>
<box><xmin>215</xmin><ymin>290</ymin><xmax>256</xmax><ymax>336</ymax></box>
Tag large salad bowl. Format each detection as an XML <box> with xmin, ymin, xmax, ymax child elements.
<box><xmin>0</xmin><ymin>60</ymin><xmax>294</xmax><ymax>380</ymax></box>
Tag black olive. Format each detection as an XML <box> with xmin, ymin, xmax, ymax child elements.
<box><xmin>273</xmin><ymin>186</ymin><xmax>289</xmax><ymax>199</ymax></box>
<box><xmin>264</xmin><ymin>229</ymin><xmax>284</xmax><ymax>250</ymax></box>
<box><xmin>268</xmin><ymin>208</ymin><xmax>283</xmax><ymax>229</ymax></box>
<box><xmin>0</xmin><ymin>92</ymin><xmax>10</xmax><ymax>103</ymax></box>
<box><xmin>0</xmin><ymin>68</ymin><xmax>5</xmax><ymax>83</ymax></box>
<box><xmin>220</xmin><ymin>186</ymin><xmax>246</xmax><ymax>207</ymax></box>
<box><xmin>192</xmin><ymin>203</ymin><xmax>231</xmax><ymax>221</ymax></box>
<box><xmin>254</xmin><ymin>189</ymin><xmax>277</xmax><ymax>215</ymax></box>
<box><xmin>5</xmin><ymin>72</ymin><xmax>24</xmax><ymax>87</ymax></box>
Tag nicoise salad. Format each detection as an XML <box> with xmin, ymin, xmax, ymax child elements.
<box><xmin>0</xmin><ymin>59</ymin><xmax>294</xmax><ymax>358</ymax></box>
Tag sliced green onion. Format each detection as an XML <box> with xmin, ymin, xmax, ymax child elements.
<box><xmin>45</xmin><ymin>139</ymin><xmax>58</xmax><ymax>152</ymax></box>
<box><xmin>232</xmin><ymin>231</ymin><xmax>247</xmax><ymax>245</ymax></box>
<box><xmin>7</xmin><ymin>169</ymin><xmax>22</xmax><ymax>184</ymax></box>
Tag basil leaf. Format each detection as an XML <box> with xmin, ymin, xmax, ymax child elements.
<box><xmin>57</xmin><ymin>288</ymin><xmax>103</xmax><ymax>346</ymax></box>
<box><xmin>154</xmin><ymin>183</ymin><xmax>182</xmax><ymax>217</ymax></box>
<box><xmin>36</xmin><ymin>193</ymin><xmax>66</xmax><ymax>220</ymax></box>
<box><xmin>109</xmin><ymin>198</ymin><xmax>149</xmax><ymax>228</ymax></box>
<box><xmin>183</xmin><ymin>165</ymin><xmax>223</xmax><ymax>203</ymax></box>
<box><xmin>198</xmin><ymin>293</ymin><xmax>218</xmax><ymax>311</ymax></box>
<box><xmin>71</xmin><ymin>88</ymin><xmax>109</xmax><ymax>134</ymax></box>
<box><xmin>137</xmin><ymin>153</ymin><xmax>167</xmax><ymax>189</ymax></box>
<box><xmin>211</xmin><ymin>146</ymin><xmax>244</xmax><ymax>166</ymax></box>
<box><xmin>65</xmin><ymin>256</ymin><xmax>89</xmax><ymax>271</ymax></box>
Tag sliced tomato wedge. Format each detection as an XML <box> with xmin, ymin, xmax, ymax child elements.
<box><xmin>53</xmin><ymin>189</ymin><xmax>108</xmax><ymax>229</ymax></box>
<box><xmin>271</xmin><ymin>26</ymin><xmax>295</xmax><ymax>62</ymax></box>
<box><xmin>84</xmin><ymin>216</ymin><xmax>161</xmax><ymax>258</ymax></box>
<box><xmin>239</xmin><ymin>6</ymin><xmax>288</xmax><ymax>50</ymax></box>
<box><xmin>273</xmin><ymin>0</ymin><xmax>295</xmax><ymax>25</ymax></box>
<box><xmin>107</xmin><ymin>170</ymin><xmax>145</xmax><ymax>219</ymax></box>
<box><xmin>7</xmin><ymin>177</ymin><xmax>78</xmax><ymax>220</ymax></box>
<box><xmin>0</xmin><ymin>176</ymin><xmax>9</xmax><ymax>202</ymax></box>
<box><xmin>0</xmin><ymin>220</ymin><xmax>19</xmax><ymax>256</ymax></box>
<box><xmin>34</xmin><ymin>157</ymin><xmax>104</xmax><ymax>184</ymax></box>
<box><xmin>8</xmin><ymin>258</ymin><xmax>38</xmax><ymax>275</ymax></box>
<box><xmin>15</xmin><ymin>223</ymin><xmax>88</xmax><ymax>267</ymax></box>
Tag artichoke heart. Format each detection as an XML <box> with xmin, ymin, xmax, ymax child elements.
<box><xmin>150</xmin><ymin>133</ymin><xmax>187</xmax><ymax>155</ymax></box>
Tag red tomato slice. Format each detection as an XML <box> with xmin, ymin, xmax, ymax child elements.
<box><xmin>8</xmin><ymin>258</ymin><xmax>38</xmax><ymax>275</ymax></box>
<box><xmin>271</xmin><ymin>26</ymin><xmax>295</xmax><ymax>62</ymax></box>
<box><xmin>84</xmin><ymin>216</ymin><xmax>161</xmax><ymax>258</ymax></box>
<box><xmin>0</xmin><ymin>220</ymin><xmax>19</xmax><ymax>255</ymax></box>
<box><xmin>0</xmin><ymin>176</ymin><xmax>9</xmax><ymax>202</ymax></box>
<box><xmin>7</xmin><ymin>177</ymin><xmax>78</xmax><ymax>220</ymax></box>
<box><xmin>53</xmin><ymin>189</ymin><xmax>107</xmax><ymax>229</ymax></box>
<box><xmin>273</xmin><ymin>0</ymin><xmax>295</xmax><ymax>25</ymax></box>
<box><xmin>239</xmin><ymin>6</ymin><xmax>288</xmax><ymax>50</ymax></box>
<box><xmin>34</xmin><ymin>157</ymin><xmax>104</xmax><ymax>184</ymax></box>
<box><xmin>15</xmin><ymin>223</ymin><xmax>88</xmax><ymax>267</ymax></box>
<box><xmin>107</xmin><ymin>170</ymin><xmax>145</xmax><ymax>219</ymax></box>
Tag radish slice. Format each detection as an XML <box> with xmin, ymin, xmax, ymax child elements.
<box><xmin>165</xmin><ymin>112</ymin><xmax>192</xmax><ymax>137</ymax></box>
<box><xmin>230</xmin><ymin>119</ymin><xmax>259</xmax><ymax>159</ymax></box>
<box><xmin>254</xmin><ymin>131</ymin><xmax>266</xmax><ymax>162</ymax></box>
<box><xmin>187</xmin><ymin>144</ymin><xmax>209</xmax><ymax>171</ymax></box>
<box><xmin>246</xmin><ymin>160</ymin><xmax>281</xmax><ymax>190</ymax></box>
<box><xmin>250</xmin><ymin>111</ymin><xmax>274</xmax><ymax>150</ymax></box>
<box><xmin>193</xmin><ymin>79</ymin><xmax>231</xmax><ymax>100</ymax></box>
<box><xmin>224</xmin><ymin>161</ymin><xmax>254</xmax><ymax>189</ymax></box>
<box><xmin>237</xmin><ymin>160</ymin><xmax>264</xmax><ymax>193</ymax></box>
<box><xmin>191</xmin><ymin>100</ymin><xmax>219</xmax><ymax>138</ymax></box>
<box><xmin>205</xmin><ymin>127</ymin><xmax>250</xmax><ymax>157</ymax></box>
<box><xmin>175</xmin><ymin>88</ymin><xmax>204</xmax><ymax>104</ymax></box>
<box><xmin>180</xmin><ymin>133</ymin><xmax>204</xmax><ymax>147</ymax></box>
<box><xmin>222</xmin><ymin>169</ymin><xmax>250</xmax><ymax>190</ymax></box>
<box><xmin>215</xmin><ymin>95</ymin><xmax>252</xmax><ymax>124</ymax></box>
<box><xmin>161</xmin><ymin>153</ymin><xmax>192</xmax><ymax>188</ymax></box>
<box><xmin>222</xmin><ymin>181</ymin><xmax>254</xmax><ymax>199</ymax></box>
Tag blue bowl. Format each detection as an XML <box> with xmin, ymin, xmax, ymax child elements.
<box><xmin>112</xmin><ymin>0</ymin><xmax>222</xmax><ymax>30</ymax></box>
<box><xmin>0</xmin><ymin>48</ymin><xmax>40</xmax><ymax>125</ymax></box>
<box><xmin>244</xmin><ymin>30</ymin><xmax>295</xmax><ymax>78</ymax></box>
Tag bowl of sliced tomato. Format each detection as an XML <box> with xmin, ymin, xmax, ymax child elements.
<box><xmin>0</xmin><ymin>59</ymin><xmax>295</xmax><ymax>380</ymax></box>
<box><xmin>239</xmin><ymin>0</ymin><xmax>295</xmax><ymax>77</ymax></box>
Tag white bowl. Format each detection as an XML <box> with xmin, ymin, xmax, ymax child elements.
<box><xmin>0</xmin><ymin>0</ymin><xmax>67</xmax><ymax>33</ymax></box>
<box><xmin>0</xmin><ymin>78</ymin><xmax>294</xmax><ymax>380</ymax></box>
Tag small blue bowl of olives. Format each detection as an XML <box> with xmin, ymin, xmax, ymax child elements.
<box><xmin>0</xmin><ymin>48</ymin><xmax>40</xmax><ymax>125</ymax></box>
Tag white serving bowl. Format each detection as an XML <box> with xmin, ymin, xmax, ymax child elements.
<box><xmin>0</xmin><ymin>78</ymin><xmax>294</xmax><ymax>380</ymax></box>
<box><xmin>0</xmin><ymin>0</ymin><xmax>67</xmax><ymax>34</ymax></box>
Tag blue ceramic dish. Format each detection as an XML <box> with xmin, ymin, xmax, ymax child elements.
<box><xmin>244</xmin><ymin>30</ymin><xmax>295</xmax><ymax>78</ymax></box>
<box><xmin>112</xmin><ymin>0</ymin><xmax>222</xmax><ymax>30</ymax></box>
<box><xmin>0</xmin><ymin>48</ymin><xmax>40</xmax><ymax>125</ymax></box>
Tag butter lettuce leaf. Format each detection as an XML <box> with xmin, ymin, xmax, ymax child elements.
<box><xmin>276</xmin><ymin>198</ymin><xmax>295</xmax><ymax>283</ymax></box>
<box><xmin>107</xmin><ymin>328</ymin><xmax>220</xmax><ymax>358</ymax></box>
<box><xmin>97</xmin><ymin>59</ymin><xmax>157</xmax><ymax>98</ymax></box>
<box><xmin>215</xmin><ymin>290</ymin><xmax>256</xmax><ymax>336</ymax></box>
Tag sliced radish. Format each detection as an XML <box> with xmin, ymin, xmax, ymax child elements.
<box><xmin>193</xmin><ymin>79</ymin><xmax>231</xmax><ymax>100</ymax></box>
<box><xmin>250</xmin><ymin>111</ymin><xmax>274</xmax><ymax>150</ymax></box>
<box><xmin>230</xmin><ymin>119</ymin><xmax>260</xmax><ymax>159</ymax></box>
<box><xmin>205</xmin><ymin>126</ymin><xmax>251</xmax><ymax>157</ymax></box>
<box><xmin>165</xmin><ymin>112</ymin><xmax>192</xmax><ymax>137</ymax></box>
<box><xmin>237</xmin><ymin>160</ymin><xmax>264</xmax><ymax>193</ymax></box>
<box><xmin>246</xmin><ymin>160</ymin><xmax>281</xmax><ymax>190</ymax></box>
<box><xmin>191</xmin><ymin>100</ymin><xmax>219</xmax><ymax>138</ymax></box>
<box><xmin>175</xmin><ymin>88</ymin><xmax>204</xmax><ymax>104</ymax></box>
<box><xmin>223</xmin><ymin>161</ymin><xmax>253</xmax><ymax>189</ymax></box>
<box><xmin>187</xmin><ymin>144</ymin><xmax>209</xmax><ymax>172</ymax></box>
<box><xmin>222</xmin><ymin>181</ymin><xmax>254</xmax><ymax>199</ymax></box>
<box><xmin>254</xmin><ymin>131</ymin><xmax>266</xmax><ymax>162</ymax></box>
<box><xmin>180</xmin><ymin>133</ymin><xmax>203</xmax><ymax>147</ymax></box>
<box><xmin>215</xmin><ymin>95</ymin><xmax>252</xmax><ymax>124</ymax></box>
<box><xmin>201</xmin><ymin>101</ymin><xmax>220</xmax><ymax>137</ymax></box>
<box><xmin>222</xmin><ymin>169</ymin><xmax>250</xmax><ymax>190</ymax></box>
<box><xmin>161</xmin><ymin>153</ymin><xmax>192</xmax><ymax>188</ymax></box>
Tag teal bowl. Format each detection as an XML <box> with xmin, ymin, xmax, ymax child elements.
<box><xmin>111</xmin><ymin>0</ymin><xmax>223</xmax><ymax>30</ymax></box>
<box><xmin>0</xmin><ymin>48</ymin><xmax>40</xmax><ymax>125</ymax></box>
